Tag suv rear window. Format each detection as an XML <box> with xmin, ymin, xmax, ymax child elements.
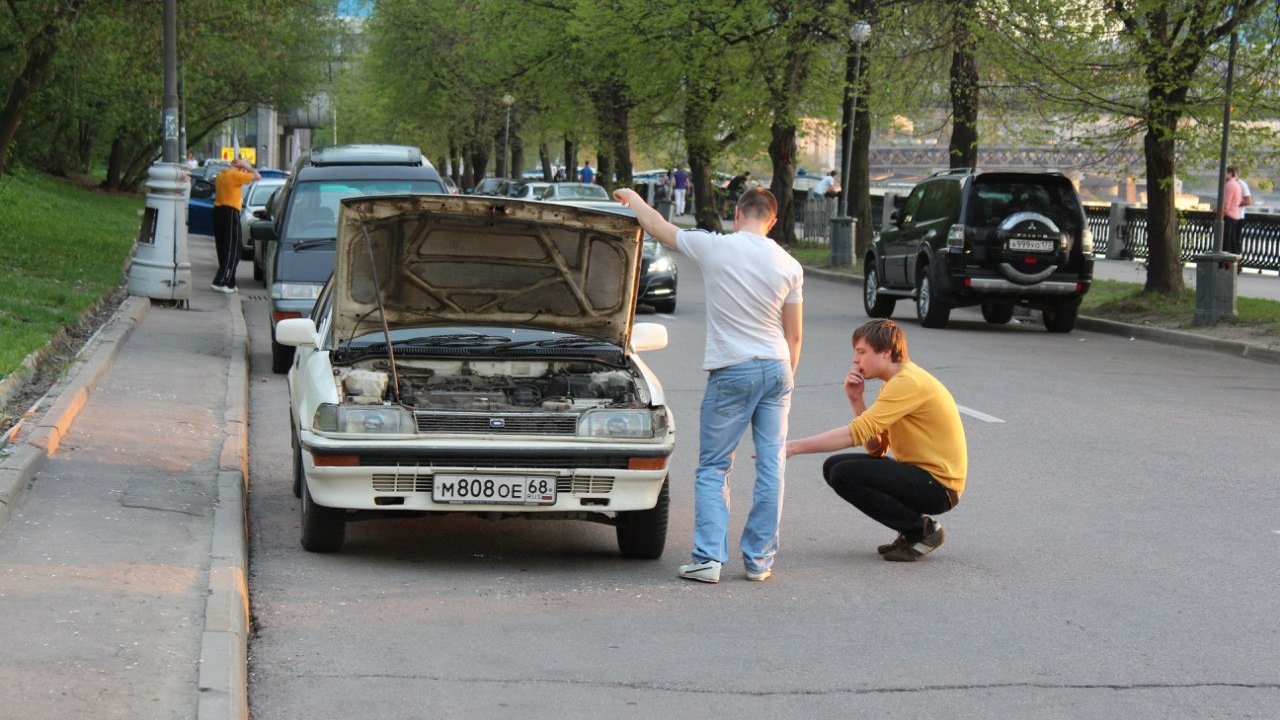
<box><xmin>967</xmin><ymin>178</ymin><xmax>1082</xmax><ymax>233</ymax></box>
<box><xmin>284</xmin><ymin>179</ymin><xmax>445</xmax><ymax>240</ymax></box>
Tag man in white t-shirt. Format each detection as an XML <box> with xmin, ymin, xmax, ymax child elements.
<box><xmin>812</xmin><ymin>170</ymin><xmax>840</xmax><ymax>198</ymax></box>
<box><xmin>613</xmin><ymin>186</ymin><xmax>804</xmax><ymax>583</ymax></box>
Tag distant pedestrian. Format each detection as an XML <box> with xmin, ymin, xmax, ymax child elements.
<box><xmin>211</xmin><ymin>157</ymin><xmax>260</xmax><ymax>293</ymax></box>
<box><xmin>812</xmin><ymin>170</ymin><xmax>840</xmax><ymax>198</ymax></box>
<box><xmin>553</xmin><ymin>166</ymin><xmax>565</xmax><ymax>182</ymax></box>
<box><xmin>673</xmin><ymin>167</ymin><xmax>690</xmax><ymax>215</ymax></box>
<box><xmin>580</xmin><ymin>161</ymin><xmax>595</xmax><ymax>185</ymax></box>
<box><xmin>1223</xmin><ymin>166</ymin><xmax>1245</xmax><ymax>257</ymax></box>
<box><xmin>613</xmin><ymin>185</ymin><xmax>804</xmax><ymax>584</ymax></box>
<box><xmin>721</xmin><ymin>170</ymin><xmax>750</xmax><ymax>217</ymax></box>
<box><xmin>185</xmin><ymin>152</ymin><xmax>199</xmax><ymax>169</ymax></box>
<box><xmin>786</xmin><ymin>319</ymin><xmax>967</xmax><ymax>563</ymax></box>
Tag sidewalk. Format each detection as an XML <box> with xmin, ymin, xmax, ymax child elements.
<box><xmin>0</xmin><ymin>236</ymin><xmax>249</xmax><ymax>720</ymax></box>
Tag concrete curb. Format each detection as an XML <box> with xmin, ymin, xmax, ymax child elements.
<box><xmin>802</xmin><ymin>265</ymin><xmax>1280</xmax><ymax>366</ymax></box>
<box><xmin>0</xmin><ymin>295</ymin><xmax>149</xmax><ymax>530</ymax></box>
<box><xmin>198</xmin><ymin>293</ymin><xmax>251</xmax><ymax>720</ymax></box>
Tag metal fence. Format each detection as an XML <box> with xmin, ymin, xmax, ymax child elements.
<box><xmin>1085</xmin><ymin>204</ymin><xmax>1280</xmax><ymax>271</ymax></box>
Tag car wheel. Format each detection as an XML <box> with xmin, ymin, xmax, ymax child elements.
<box><xmin>291</xmin><ymin>433</ymin><xmax>304</xmax><ymax>499</ymax></box>
<box><xmin>271</xmin><ymin>338</ymin><xmax>294</xmax><ymax>374</ymax></box>
<box><xmin>916</xmin><ymin>265</ymin><xmax>951</xmax><ymax>329</ymax></box>
<box><xmin>616</xmin><ymin>479</ymin><xmax>669</xmax><ymax>560</ymax></box>
<box><xmin>981</xmin><ymin>301</ymin><xmax>1015</xmax><ymax>325</ymax></box>
<box><xmin>863</xmin><ymin>264</ymin><xmax>896</xmax><ymax>318</ymax></box>
<box><xmin>1042</xmin><ymin>298</ymin><xmax>1081</xmax><ymax>333</ymax></box>
<box><xmin>300</xmin><ymin>479</ymin><xmax>346</xmax><ymax>553</ymax></box>
<box><xmin>653</xmin><ymin>298</ymin><xmax>676</xmax><ymax>314</ymax></box>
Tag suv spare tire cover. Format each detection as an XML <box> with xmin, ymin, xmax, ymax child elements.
<box><xmin>995</xmin><ymin>211</ymin><xmax>1062</xmax><ymax>285</ymax></box>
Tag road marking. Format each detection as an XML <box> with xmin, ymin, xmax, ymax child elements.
<box><xmin>957</xmin><ymin>404</ymin><xmax>1005</xmax><ymax>423</ymax></box>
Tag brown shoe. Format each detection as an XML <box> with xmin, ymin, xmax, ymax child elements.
<box><xmin>882</xmin><ymin>522</ymin><xmax>945</xmax><ymax>562</ymax></box>
<box><xmin>877</xmin><ymin>532</ymin><xmax>907</xmax><ymax>555</ymax></box>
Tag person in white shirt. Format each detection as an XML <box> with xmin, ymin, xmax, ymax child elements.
<box><xmin>613</xmin><ymin>186</ymin><xmax>804</xmax><ymax>584</ymax></box>
<box><xmin>811</xmin><ymin>170</ymin><xmax>840</xmax><ymax>198</ymax></box>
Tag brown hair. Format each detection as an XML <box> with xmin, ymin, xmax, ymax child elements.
<box><xmin>852</xmin><ymin>319</ymin><xmax>909</xmax><ymax>363</ymax></box>
<box><xmin>736</xmin><ymin>188</ymin><xmax>777</xmax><ymax>221</ymax></box>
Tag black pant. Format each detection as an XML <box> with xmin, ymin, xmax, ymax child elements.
<box><xmin>212</xmin><ymin>205</ymin><xmax>241</xmax><ymax>288</ymax></box>
<box><xmin>1223</xmin><ymin>216</ymin><xmax>1243</xmax><ymax>256</ymax></box>
<box><xmin>822</xmin><ymin>453</ymin><xmax>958</xmax><ymax>542</ymax></box>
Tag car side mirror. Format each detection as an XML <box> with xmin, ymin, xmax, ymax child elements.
<box><xmin>632</xmin><ymin>322</ymin><xmax>668</xmax><ymax>352</ymax></box>
<box><xmin>253</xmin><ymin>209</ymin><xmax>270</xmax><ymax>220</ymax></box>
<box><xmin>275</xmin><ymin>318</ymin><xmax>318</xmax><ymax>348</ymax></box>
<box><xmin>250</xmin><ymin>220</ymin><xmax>278</xmax><ymax>242</ymax></box>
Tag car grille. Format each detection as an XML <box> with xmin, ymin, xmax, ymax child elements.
<box><xmin>371</xmin><ymin>474</ymin><xmax>615</xmax><ymax>494</ymax></box>
<box><xmin>359</xmin><ymin>455</ymin><xmax>630</xmax><ymax>470</ymax></box>
<box><xmin>414</xmin><ymin>412</ymin><xmax>578</xmax><ymax>435</ymax></box>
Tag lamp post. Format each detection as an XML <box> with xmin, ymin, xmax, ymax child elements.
<box><xmin>502</xmin><ymin>94</ymin><xmax>514</xmax><ymax>178</ymax></box>
<box><xmin>831</xmin><ymin>20</ymin><xmax>871</xmax><ymax>266</ymax></box>
<box><xmin>1194</xmin><ymin>30</ymin><xmax>1239</xmax><ymax>323</ymax></box>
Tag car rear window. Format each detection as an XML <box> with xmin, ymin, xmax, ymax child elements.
<box><xmin>968</xmin><ymin>178</ymin><xmax>1082</xmax><ymax>232</ymax></box>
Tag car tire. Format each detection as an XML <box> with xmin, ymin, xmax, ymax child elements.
<box><xmin>291</xmin><ymin>433</ymin><xmax>304</xmax><ymax>499</ymax></box>
<box><xmin>271</xmin><ymin>338</ymin><xmax>294</xmax><ymax>374</ymax></box>
<box><xmin>616</xmin><ymin>479</ymin><xmax>669</xmax><ymax>560</ymax></box>
<box><xmin>863</xmin><ymin>264</ymin><xmax>896</xmax><ymax>318</ymax></box>
<box><xmin>981</xmin><ymin>301</ymin><xmax>1015</xmax><ymax>325</ymax></box>
<box><xmin>1042</xmin><ymin>298</ymin><xmax>1081</xmax><ymax>333</ymax></box>
<box><xmin>653</xmin><ymin>298</ymin><xmax>676</xmax><ymax>314</ymax></box>
<box><xmin>300</xmin><ymin>479</ymin><xmax>346</xmax><ymax>553</ymax></box>
<box><xmin>916</xmin><ymin>264</ymin><xmax>951</xmax><ymax>329</ymax></box>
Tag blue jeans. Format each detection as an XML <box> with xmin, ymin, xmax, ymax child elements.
<box><xmin>692</xmin><ymin>359</ymin><xmax>793</xmax><ymax>573</ymax></box>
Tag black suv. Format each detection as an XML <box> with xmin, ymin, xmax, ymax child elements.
<box><xmin>251</xmin><ymin>144</ymin><xmax>446</xmax><ymax>372</ymax></box>
<box><xmin>862</xmin><ymin>170</ymin><xmax>1093</xmax><ymax>332</ymax></box>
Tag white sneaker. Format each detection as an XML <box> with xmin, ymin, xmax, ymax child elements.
<box><xmin>746</xmin><ymin>567</ymin><xmax>773</xmax><ymax>582</ymax></box>
<box><xmin>677</xmin><ymin>560</ymin><xmax>721</xmax><ymax>583</ymax></box>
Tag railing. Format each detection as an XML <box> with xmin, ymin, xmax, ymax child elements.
<box><xmin>800</xmin><ymin>196</ymin><xmax>837</xmax><ymax>243</ymax></box>
<box><xmin>1086</xmin><ymin>204</ymin><xmax>1280</xmax><ymax>271</ymax></box>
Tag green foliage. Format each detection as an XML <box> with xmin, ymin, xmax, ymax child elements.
<box><xmin>0</xmin><ymin>171</ymin><xmax>141</xmax><ymax>376</ymax></box>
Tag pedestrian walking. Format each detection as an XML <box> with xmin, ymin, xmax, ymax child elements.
<box><xmin>211</xmin><ymin>157</ymin><xmax>260</xmax><ymax>293</ymax></box>
<box><xmin>673</xmin><ymin>167</ymin><xmax>690</xmax><ymax>216</ymax></box>
<box><xmin>580</xmin><ymin>161</ymin><xmax>595</xmax><ymax>185</ymax></box>
<box><xmin>786</xmin><ymin>319</ymin><xmax>967</xmax><ymax>562</ymax></box>
<box><xmin>613</xmin><ymin>186</ymin><xmax>804</xmax><ymax>583</ymax></box>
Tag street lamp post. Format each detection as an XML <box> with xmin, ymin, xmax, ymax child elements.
<box><xmin>1194</xmin><ymin>30</ymin><xmax>1239</xmax><ymax>323</ymax></box>
<box><xmin>831</xmin><ymin>20</ymin><xmax>871</xmax><ymax>267</ymax></box>
<box><xmin>502</xmin><ymin>94</ymin><xmax>514</xmax><ymax>178</ymax></box>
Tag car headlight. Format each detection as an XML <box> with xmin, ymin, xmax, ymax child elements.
<box><xmin>271</xmin><ymin>282</ymin><xmax>323</xmax><ymax>301</ymax></box>
<box><xmin>578</xmin><ymin>408</ymin><xmax>669</xmax><ymax>439</ymax></box>
<box><xmin>313</xmin><ymin>403</ymin><xmax>416</xmax><ymax>434</ymax></box>
<box><xmin>649</xmin><ymin>254</ymin><xmax>675</xmax><ymax>274</ymax></box>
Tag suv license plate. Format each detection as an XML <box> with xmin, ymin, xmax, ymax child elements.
<box><xmin>1009</xmin><ymin>238</ymin><xmax>1055</xmax><ymax>252</ymax></box>
<box><xmin>432</xmin><ymin>474</ymin><xmax>557</xmax><ymax>505</ymax></box>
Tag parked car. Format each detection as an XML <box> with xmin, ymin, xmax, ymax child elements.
<box><xmin>503</xmin><ymin>180</ymin><xmax>550</xmax><ymax>199</ymax></box>
<box><xmin>250</xmin><ymin>144</ymin><xmax>447</xmax><ymax>373</ymax></box>
<box><xmin>863</xmin><ymin>169</ymin><xmax>1093</xmax><ymax>332</ymax></box>
<box><xmin>550</xmin><ymin>200</ymin><xmax>678</xmax><ymax>313</ymax></box>
<box><xmin>470</xmin><ymin>177</ymin><xmax>510</xmax><ymax>196</ymax></box>
<box><xmin>238</xmin><ymin>177</ymin><xmax>287</xmax><ymax>264</ymax></box>
<box><xmin>275</xmin><ymin>194</ymin><xmax>675</xmax><ymax>556</ymax></box>
<box><xmin>541</xmin><ymin>182</ymin><xmax>612</xmax><ymax>202</ymax></box>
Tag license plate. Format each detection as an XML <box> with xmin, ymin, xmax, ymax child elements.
<box><xmin>1008</xmin><ymin>238</ymin><xmax>1055</xmax><ymax>252</ymax></box>
<box><xmin>432</xmin><ymin>475</ymin><xmax>557</xmax><ymax>505</ymax></box>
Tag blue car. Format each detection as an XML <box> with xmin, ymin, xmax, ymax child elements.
<box><xmin>187</xmin><ymin>165</ymin><xmax>287</xmax><ymax>237</ymax></box>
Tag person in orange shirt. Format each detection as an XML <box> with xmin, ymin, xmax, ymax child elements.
<box><xmin>786</xmin><ymin>319</ymin><xmax>967</xmax><ymax>562</ymax></box>
<box><xmin>211</xmin><ymin>157</ymin><xmax>261</xmax><ymax>293</ymax></box>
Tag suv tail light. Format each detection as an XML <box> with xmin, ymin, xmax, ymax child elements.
<box><xmin>947</xmin><ymin>224</ymin><xmax>965</xmax><ymax>249</ymax></box>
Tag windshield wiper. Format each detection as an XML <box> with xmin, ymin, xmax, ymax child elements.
<box><xmin>387</xmin><ymin>333</ymin><xmax>513</xmax><ymax>348</ymax></box>
<box><xmin>291</xmin><ymin>237</ymin><xmax>336</xmax><ymax>250</ymax></box>
<box><xmin>493</xmin><ymin>335</ymin><xmax>614</xmax><ymax>352</ymax></box>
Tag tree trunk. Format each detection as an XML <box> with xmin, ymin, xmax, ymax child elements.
<box><xmin>684</xmin><ymin>84</ymin><xmax>722</xmax><ymax>232</ymax></box>
<box><xmin>767</xmin><ymin>121</ymin><xmax>798</xmax><ymax>246</ymax></box>
<box><xmin>468</xmin><ymin>141</ymin><xmax>489</xmax><ymax>187</ymax></box>
<box><xmin>0</xmin><ymin>46</ymin><xmax>57</xmax><ymax>177</ymax></box>
<box><xmin>947</xmin><ymin>0</ymin><xmax>979</xmax><ymax>170</ymax></box>
<box><xmin>564</xmin><ymin>137</ymin><xmax>576</xmax><ymax>181</ymax></box>
<box><xmin>1141</xmin><ymin>111</ymin><xmax>1184</xmax><ymax>296</ymax></box>
<box><xmin>538</xmin><ymin>143</ymin><xmax>552</xmax><ymax>180</ymax></box>
<box><xmin>494</xmin><ymin>126</ymin><xmax>508</xmax><ymax>177</ymax></box>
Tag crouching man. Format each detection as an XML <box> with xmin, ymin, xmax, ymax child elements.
<box><xmin>786</xmin><ymin>319</ymin><xmax>966</xmax><ymax>561</ymax></box>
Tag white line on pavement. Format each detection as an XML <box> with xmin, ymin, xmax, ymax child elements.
<box><xmin>958</xmin><ymin>404</ymin><xmax>1005</xmax><ymax>423</ymax></box>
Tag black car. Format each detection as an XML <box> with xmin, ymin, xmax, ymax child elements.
<box><xmin>639</xmin><ymin>238</ymin><xmax>677</xmax><ymax>313</ymax></box>
<box><xmin>250</xmin><ymin>144</ymin><xmax>447</xmax><ymax>373</ymax></box>
<box><xmin>863</xmin><ymin>169</ymin><xmax>1093</xmax><ymax>332</ymax></box>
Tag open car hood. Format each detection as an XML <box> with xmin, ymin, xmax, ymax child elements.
<box><xmin>332</xmin><ymin>195</ymin><xmax>644</xmax><ymax>348</ymax></box>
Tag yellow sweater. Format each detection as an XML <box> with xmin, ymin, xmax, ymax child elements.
<box><xmin>847</xmin><ymin>362</ymin><xmax>968</xmax><ymax>494</ymax></box>
<box><xmin>214</xmin><ymin>168</ymin><xmax>255</xmax><ymax>210</ymax></box>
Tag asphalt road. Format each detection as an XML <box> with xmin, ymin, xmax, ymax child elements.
<box><xmin>243</xmin><ymin>255</ymin><xmax>1280</xmax><ymax>719</ymax></box>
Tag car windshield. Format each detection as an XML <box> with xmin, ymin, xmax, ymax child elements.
<box><xmin>247</xmin><ymin>182</ymin><xmax>282</xmax><ymax>205</ymax></box>
<box><xmin>335</xmin><ymin>325</ymin><xmax>619</xmax><ymax>361</ymax></box>
<box><xmin>969</xmin><ymin>179</ymin><xmax>1082</xmax><ymax>232</ymax></box>
<box><xmin>284</xmin><ymin>179</ymin><xmax>445</xmax><ymax>240</ymax></box>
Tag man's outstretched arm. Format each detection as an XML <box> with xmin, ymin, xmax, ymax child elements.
<box><xmin>613</xmin><ymin>188</ymin><xmax>680</xmax><ymax>250</ymax></box>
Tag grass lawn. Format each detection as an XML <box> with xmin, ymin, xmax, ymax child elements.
<box><xmin>0</xmin><ymin>171</ymin><xmax>142</xmax><ymax>378</ymax></box>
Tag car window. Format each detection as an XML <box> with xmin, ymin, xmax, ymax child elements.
<box><xmin>284</xmin><ymin>179</ymin><xmax>445</xmax><ymax>240</ymax></box>
<box><xmin>247</xmin><ymin>182</ymin><xmax>281</xmax><ymax>205</ymax></box>
<box><xmin>970</xmin><ymin>179</ymin><xmax>1081</xmax><ymax>232</ymax></box>
<box><xmin>899</xmin><ymin>185</ymin><xmax>927</xmax><ymax>224</ymax></box>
